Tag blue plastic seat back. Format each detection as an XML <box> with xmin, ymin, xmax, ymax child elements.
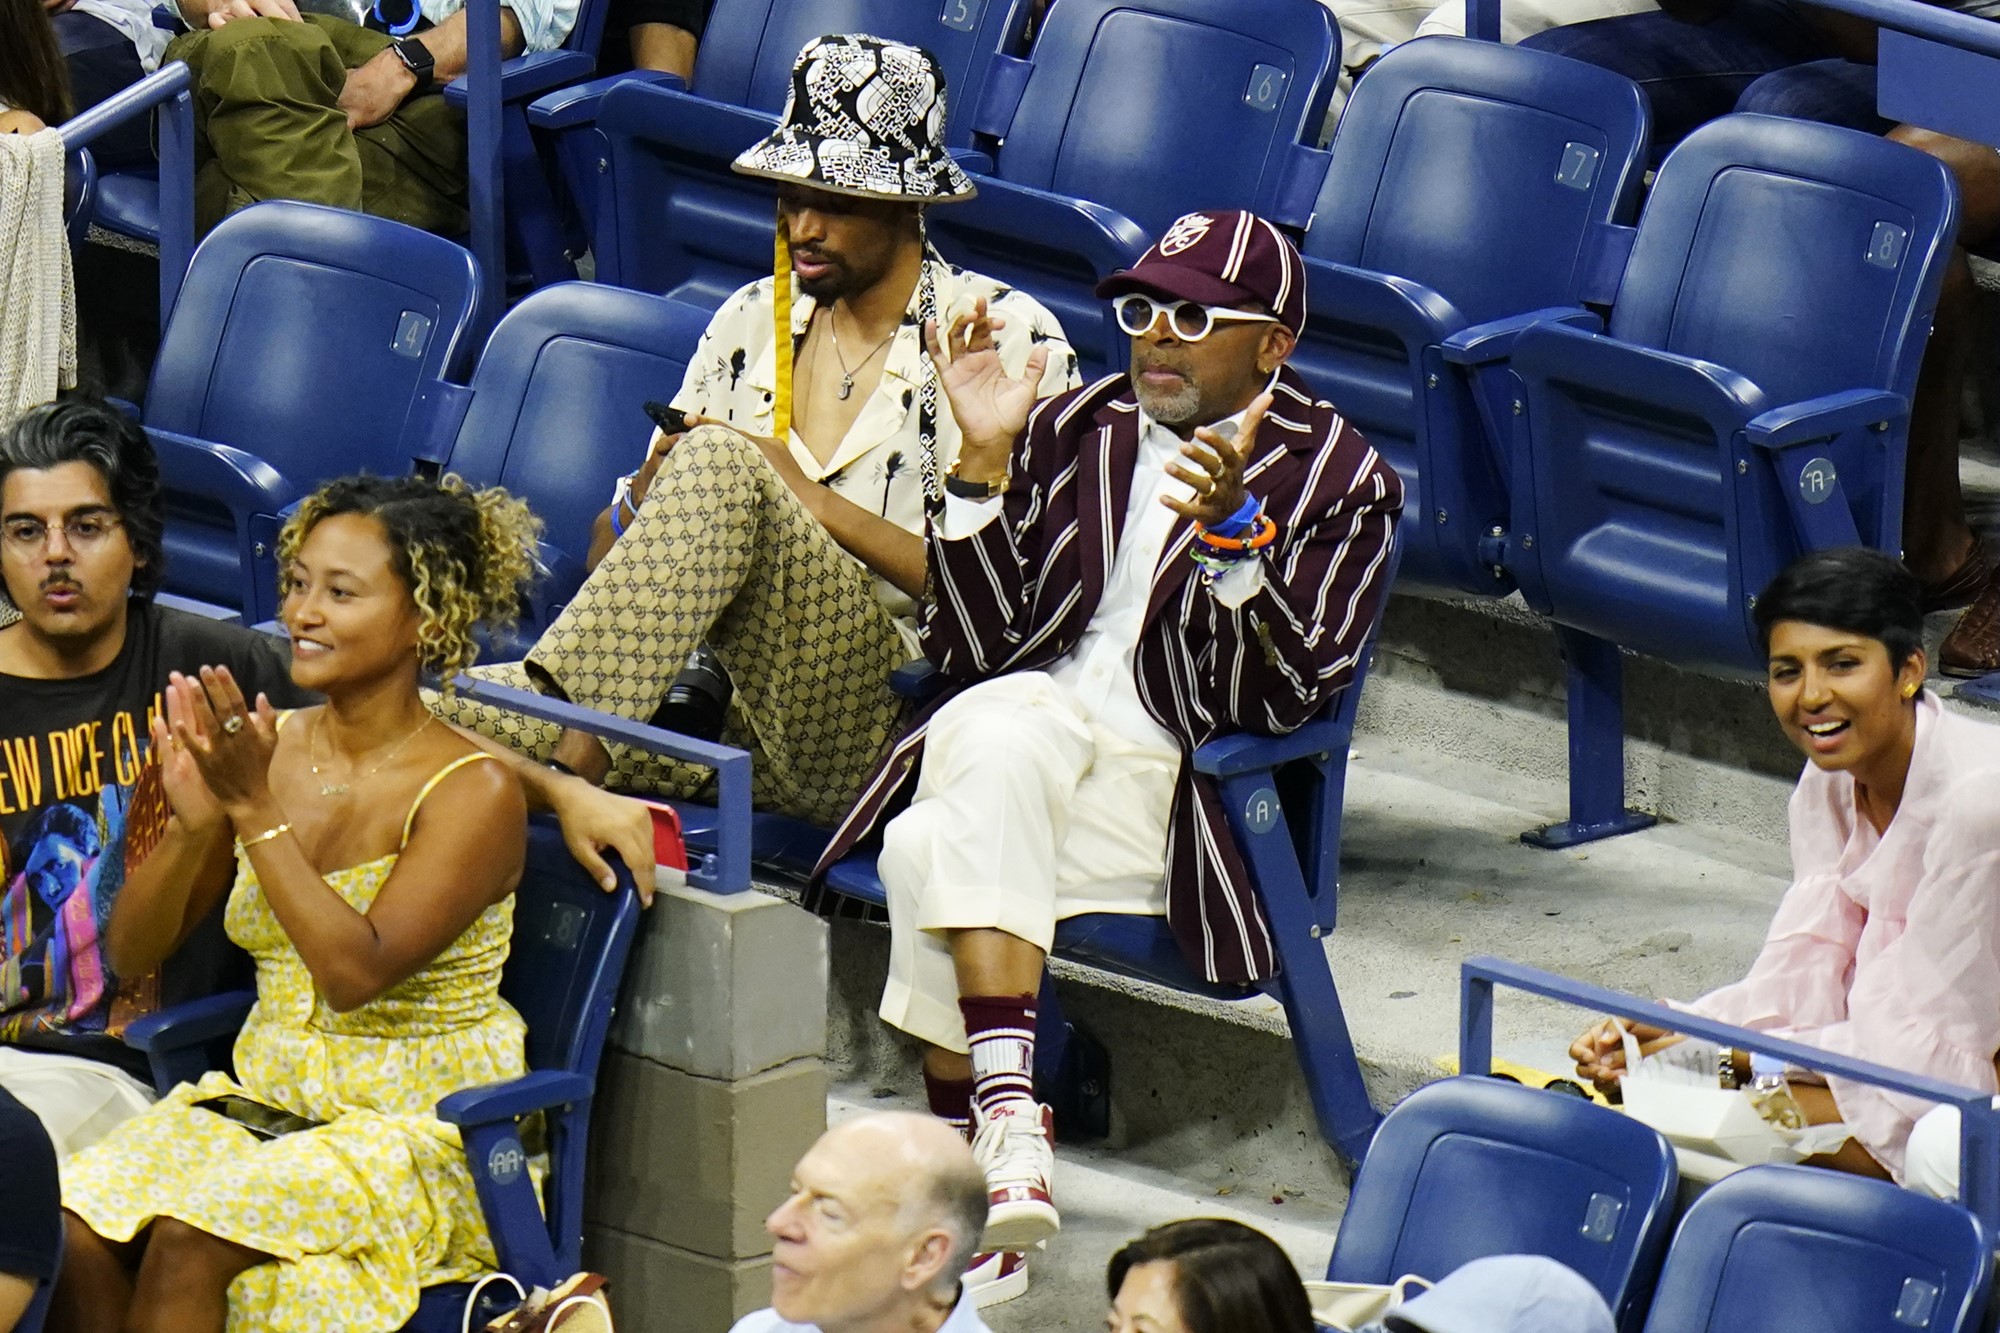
<box><xmin>692</xmin><ymin>0</ymin><xmax>1031</xmax><ymax>136</ymax></box>
<box><xmin>442</xmin><ymin>282</ymin><xmax>710</xmax><ymax>572</ymax></box>
<box><xmin>1304</xmin><ymin>38</ymin><xmax>1648</xmax><ymax>326</ymax></box>
<box><xmin>146</xmin><ymin>202</ymin><xmax>481</xmax><ymax>607</ymax></box>
<box><xmin>1329</xmin><ymin>1077</ymin><xmax>1679</xmax><ymax>1330</ymax></box>
<box><xmin>1642</xmin><ymin>1164</ymin><xmax>1992</xmax><ymax>1333</ymax></box>
<box><xmin>1289</xmin><ymin>37</ymin><xmax>1647</xmax><ymax>594</ymax></box>
<box><xmin>594</xmin><ymin>0</ymin><xmax>1031</xmax><ymax>309</ymax></box>
<box><xmin>1609</xmin><ymin>114</ymin><xmax>1952</xmax><ymax>410</ymax></box>
<box><xmin>1520</xmin><ymin>114</ymin><xmax>1957</xmax><ymax>667</ymax></box>
<box><xmin>503</xmin><ymin>816</ymin><xmax>642</xmax><ymax>1082</ymax></box>
<box><xmin>980</xmin><ymin>0</ymin><xmax>1336</xmax><ymax>238</ymax></box>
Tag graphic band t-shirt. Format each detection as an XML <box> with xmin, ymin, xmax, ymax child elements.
<box><xmin>0</xmin><ymin>601</ymin><xmax>305</xmax><ymax>1077</ymax></box>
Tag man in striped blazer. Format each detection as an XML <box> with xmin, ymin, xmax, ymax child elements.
<box><xmin>812</xmin><ymin>210</ymin><xmax>1402</xmax><ymax>1291</ymax></box>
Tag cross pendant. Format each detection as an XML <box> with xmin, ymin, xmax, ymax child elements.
<box><xmin>837</xmin><ymin>375</ymin><xmax>854</xmax><ymax>400</ymax></box>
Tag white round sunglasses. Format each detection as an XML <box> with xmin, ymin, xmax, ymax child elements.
<box><xmin>1113</xmin><ymin>293</ymin><xmax>1280</xmax><ymax>342</ymax></box>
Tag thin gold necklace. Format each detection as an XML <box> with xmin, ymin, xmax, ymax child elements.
<box><xmin>310</xmin><ymin>710</ymin><xmax>435</xmax><ymax>797</ymax></box>
<box><xmin>826</xmin><ymin>306</ymin><xmax>897</xmax><ymax>400</ymax></box>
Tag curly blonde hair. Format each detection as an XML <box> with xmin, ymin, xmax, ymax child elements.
<box><xmin>277</xmin><ymin>473</ymin><xmax>542</xmax><ymax>685</ymax></box>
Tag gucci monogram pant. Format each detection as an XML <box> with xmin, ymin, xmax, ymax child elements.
<box><xmin>434</xmin><ymin>425</ymin><xmax>912</xmax><ymax>826</ymax></box>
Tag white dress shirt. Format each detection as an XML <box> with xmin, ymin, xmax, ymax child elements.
<box><xmin>940</xmin><ymin>400</ymin><xmax>1265</xmax><ymax>758</ymax></box>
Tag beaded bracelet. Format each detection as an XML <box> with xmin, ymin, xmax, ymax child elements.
<box><xmin>1194</xmin><ymin>513</ymin><xmax>1277</xmax><ymax>554</ymax></box>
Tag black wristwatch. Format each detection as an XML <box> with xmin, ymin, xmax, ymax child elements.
<box><xmin>390</xmin><ymin>36</ymin><xmax>435</xmax><ymax>94</ymax></box>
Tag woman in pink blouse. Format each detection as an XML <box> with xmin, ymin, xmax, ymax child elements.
<box><xmin>1572</xmin><ymin>547</ymin><xmax>2000</xmax><ymax>1192</ymax></box>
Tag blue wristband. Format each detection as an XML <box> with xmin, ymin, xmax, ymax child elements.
<box><xmin>1203</xmin><ymin>494</ymin><xmax>1261</xmax><ymax>540</ymax></box>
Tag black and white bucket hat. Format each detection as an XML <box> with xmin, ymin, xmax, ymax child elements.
<box><xmin>731</xmin><ymin>33</ymin><xmax>978</xmax><ymax>203</ymax></box>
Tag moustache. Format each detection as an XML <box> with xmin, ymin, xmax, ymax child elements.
<box><xmin>40</xmin><ymin>574</ymin><xmax>80</xmax><ymax>592</ymax></box>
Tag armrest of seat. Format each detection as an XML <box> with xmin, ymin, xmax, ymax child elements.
<box><xmin>145</xmin><ymin>427</ymin><xmax>296</xmax><ymax>516</ymax></box>
<box><xmin>933</xmin><ymin>176</ymin><xmax>1151</xmax><ymax>282</ymax></box>
<box><xmin>443</xmin><ymin>49</ymin><xmax>597</xmax><ymax>109</ymax></box>
<box><xmin>527</xmin><ymin>69</ymin><xmax>682</xmax><ymax>128</ymax></box>
<box><xmin>1439</xmin><ymin>307</ymin><xmax>1601</xmax><ymax>367</ymax></box>
<box><xmin>1194</xmin><ymin>718</ymin><xmax>1346</xmax><ymax>778</ymax></box>
<box><xmin>1301</xmin><ymin>257</ymin><xmax>1465</xmax><ymax>346</ymax></box>
<box><xmin>1507</xmin><ymin>322</ymin><xmax>1767</xmax><ymax>426</ymax></box>
<box><xmin>436</xmin><ymin>1069</ymin><xmax>593</xmax><ymax>1128</ymax></box>
<box><xmin>946</xmin><ymin>146</ymin><xmax>994</xmax><ymax>176</ymax></box>
<box><xmin>123</xmin><ymin>990</ymin><xmax>256</xmax><ymax>1094</ymax></box>
<box><xmin>1743</xmin><ymin>388</ymin><xmax>1909</xmax><ymax>450</ymax></box>
<box><xmin>122</xmin><ymin>990</ymin><xmax>257</xmax><ymax>1052</ymax></box>
<box><xmin>889</xmin><ymin>659</ymin><xmax>943</xmax><ymax>701</ymax></box>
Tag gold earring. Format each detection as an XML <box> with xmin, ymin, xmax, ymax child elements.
<box><xmin>1903</xmin><ymin>683</ymin><xmax>1919</xmax><ymax>699</ymax></box>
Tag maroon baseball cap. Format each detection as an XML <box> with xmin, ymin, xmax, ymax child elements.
<box><xmin>1096</xmin><ymin>209</ymin><xmax>1307</xmax><ymax>335</ymax></box>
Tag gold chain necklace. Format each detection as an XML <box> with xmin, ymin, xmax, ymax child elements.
<box><xmin>310</xmin><ymin>710</ymin><xmax>435</xmax><ymax>797</ymax></box>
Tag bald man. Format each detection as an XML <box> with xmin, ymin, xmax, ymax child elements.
<box><xmin>733</xmin><ymin>1111</ymin><xmax>994</xmax><ymax>1333</ymax></box>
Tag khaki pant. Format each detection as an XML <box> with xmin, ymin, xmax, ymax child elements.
<box><xmin>435</xmin><ymin>425</ymin><xmax>912</xmax><ymax>827</ymax></box>
<box><xmin>167</xmin><ymin>13</ymin><xmax>468</xmax><ymax>237</ymax></box>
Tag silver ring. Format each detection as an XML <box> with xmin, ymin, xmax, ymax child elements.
<box><xmin>222</xmin><ymin>715</ymin><xmax>246</xmax><ymax>736</ymax></box>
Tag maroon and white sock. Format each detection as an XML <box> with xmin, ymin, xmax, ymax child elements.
<box><xmin>925</xmin><ymin>1068</ymin><xmax>975</xmax><ymax>1139</ymax></box>
<box><xmin>960</xmin><ymin>994</ymin><xmax>1038</xmax><ymax>1120</ymax></box>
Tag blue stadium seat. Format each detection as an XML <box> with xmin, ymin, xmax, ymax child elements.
<box><xmin>1292</xmin><ymin>36</ymin><xmax>1649</xmax><ymax>597</ymax></box>
<box><xmin>87</xmin><ymin>0</ymin><xmax>612</xmax><ymax>310</ymax></box>
<box><xmin>61</xmin><ymin>63</ymin><xmax>196</xmax><ymax>319</ymax></box>
<box><xmin>1473</xmin><ymin>113</ymin><xmax>1958</xmax><ymax>846</ymax></box>
<box><xmin>580</xmin><ymin>0</ymin><xmax>1032</xmax><ymax>310</ymax></box>
<box><xmin>816</xmin><ymin>541</ymin><xmax>1404</xmax><ymax>1166</ymax></box>
<box><xmin>924</xmin><ymin>0</ymin><xmax>1339</xmax><ymax>376</ymax></box>
<box><xmin>1327</xmin><ymin>1076</ymin><xmax>1678</xmax><ymax>1332</ymax></box>
<box><xmin>1642</xmin><ymin>1164</ymin><xmax>1992</xmax><ymax>1333</ymax></box>
<box><xmin>141</xmin><ymin>201</ymin><xmax>482</xmax><ymax>623</ymax></box>
<box><xmin>421</xmin><ymin>282</ymin><xmax>713</xmax><ymax>640</ymax></box>
<box><xmin>123</xmin><ymin>815</ymin><xmax>644</xmax><ymax>1330</ymax></box>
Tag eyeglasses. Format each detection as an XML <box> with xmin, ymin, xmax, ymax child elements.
<box><xmin>3</xmin><ymin>514</ymin><xmax>125</xmax><ymax>553</ymax></box>
<box><xmin>1113</xmin><ymin>294</ymin><xmax>1280</xmax><ymax>342</ymax></box>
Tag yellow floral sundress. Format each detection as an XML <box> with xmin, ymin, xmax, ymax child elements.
<box><xmin>63</xmin><ymin>752</ymin><xmax>525</xmax><ymax>1332</ymax></box>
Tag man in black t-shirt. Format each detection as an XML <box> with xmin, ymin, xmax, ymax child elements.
<box><xmin>0</xmin><ymin>1086</ymin><xmax>58</xmax><ymax>1333</ymax></box>
<box><xmin>0</xmin><ymin>400</ymin><xmax>308</xmax><ymax>1156</ymax></box>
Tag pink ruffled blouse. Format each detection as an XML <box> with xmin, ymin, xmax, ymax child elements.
<box><xmin>1682</xmin><ymin>694</ymin><xmax>2000</xmax><ymax>1182</ymax></box>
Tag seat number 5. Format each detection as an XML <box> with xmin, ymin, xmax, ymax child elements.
<box><xmin>939</xmin><ymin>0</ymin><xmax>981</xmax><ymax>31</ymax></box>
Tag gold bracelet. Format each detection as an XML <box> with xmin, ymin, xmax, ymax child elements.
<box><xmin>240</xmin><ymin>822</ymin><xmax>291</xmax><ymax>850</ymax></box>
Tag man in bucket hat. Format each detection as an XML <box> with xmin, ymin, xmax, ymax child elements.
<box><xmin>439</xmin><ymin>37</ymin><xmax>1077</xmax><ymax>855</ymax></box>
<box><xmin>812</xmin><ymin>209</ymin><xmax>1403</xmax><ymax>1291</ymax></box>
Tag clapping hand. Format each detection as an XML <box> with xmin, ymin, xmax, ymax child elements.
<box><xmin>1164</xmin><ymin>391</ymin><xmax>1266</xmax><ymax>526</ymax></box>
<box><xmin>165</xmin><ymin>667</ymin><xmax>281</xmax><ymax>819</ymax></box>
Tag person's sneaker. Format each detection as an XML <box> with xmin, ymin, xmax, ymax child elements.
<box><xmin>961</xmin><ymin>1250</ymin><xmax>1030</xmax><ymax>1308</ymax></box>
<box><xmin>971</xmin><ymin>1101</ymin><xmax>1059</xmax><ymax>1251</ymax></box>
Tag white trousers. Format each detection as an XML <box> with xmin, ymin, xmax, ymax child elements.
<box><xmin>1903</xmin><ymin>1100</ymin><xmax>2000</xmax><ymax>1201</ymax></box>
<box><xmin>0</xmin><ymin>1045</ymin><xmax>156</xmax><ymax>1157</ymax></box>
<box><xmin>877</xmin><ymin>673</ymin><xmax>1177</xmax><ymax>1054</ymax></box>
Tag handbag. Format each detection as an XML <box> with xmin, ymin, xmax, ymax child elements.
<box><xmin>464</xmin><ymin>1272</ymin><xmax>614</xmax><ymax>1333</ymax></box>
<box><xmin>1304</xmin><ymin>1274</ymin><xmax>1431</xmax><ymax>1330</ymax></box>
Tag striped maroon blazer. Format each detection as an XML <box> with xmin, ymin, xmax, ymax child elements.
<box><xmin>810</xmin><ymin>364</ymin><xmax>1404</xmax><ymax>985</ymax></box>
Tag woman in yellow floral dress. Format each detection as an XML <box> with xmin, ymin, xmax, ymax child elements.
<box><xmin>53</xmin><ymin>474</ymin><xmax>544</xmax><ymax>1333</ymax></box>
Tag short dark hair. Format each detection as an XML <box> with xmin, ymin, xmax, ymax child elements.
<box><xmin>1752</xmin><ymin>547</ymin><xmax>1924</xmax><ymax>668</ymax></box>
<box><xmin>1106</xmin><ymin>1219</ymin><xmax>1314</xmax><ymax>1333</ymax></box>
<box><xmin>0</xmin><ymin>399</ymin><xmax>166</xmax><ymax>600</ymax></box>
